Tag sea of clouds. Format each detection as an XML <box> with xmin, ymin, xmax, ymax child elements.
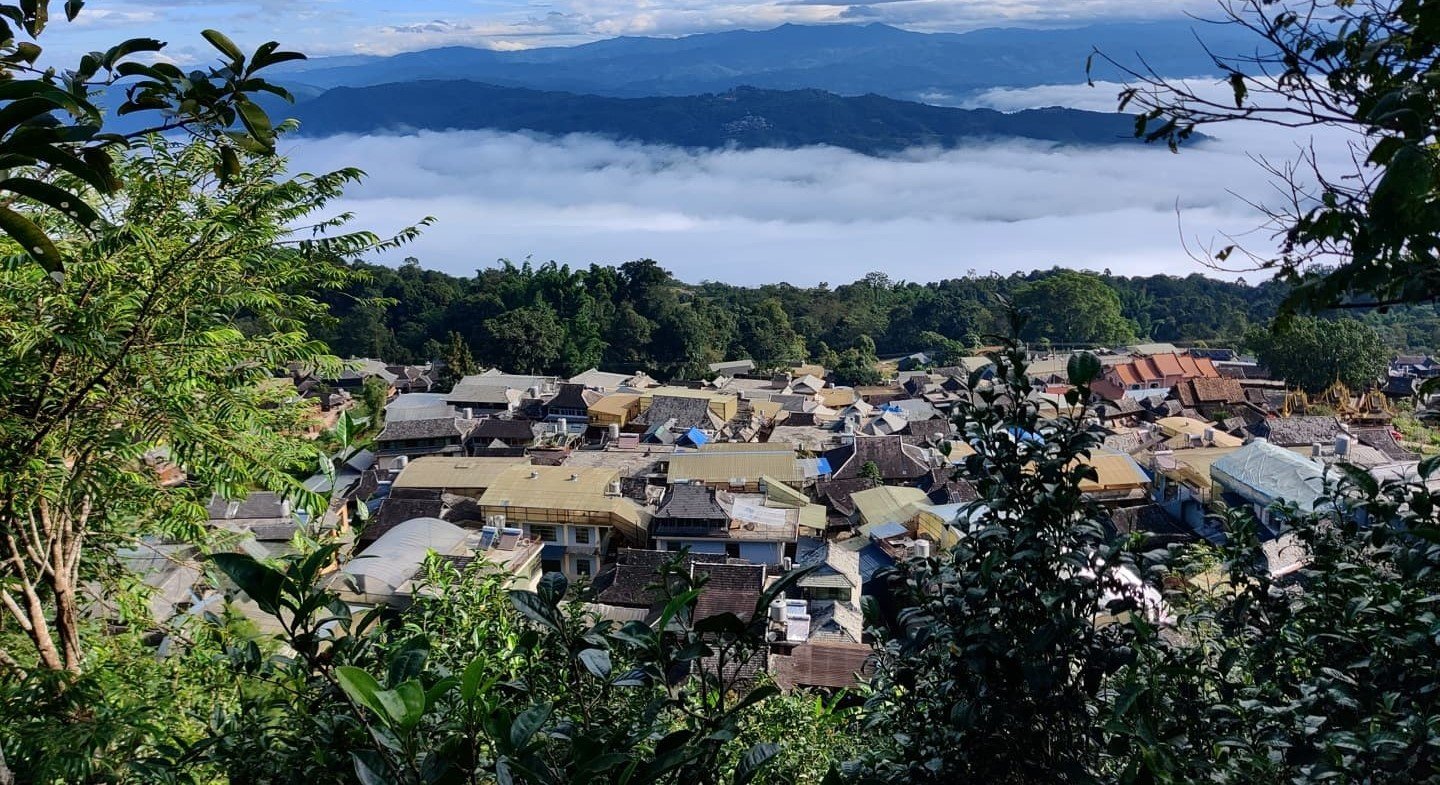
<box><xmin>281</xmin><ymin>80</ymin><xmax>1361</xmax><ymax>284</ymax></box>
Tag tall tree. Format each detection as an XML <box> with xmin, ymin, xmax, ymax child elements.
<box><xmin>1014</xmin><ymin>269</ymin><xmax>1138</xmax><ymax>345</ymax></box>
<box><xmin>0</xmin><ymin>138</ymin><xmax>406</xmax><ymax>673</ymax></box>
<box><xmin>1245</xmin><ymin>316</ymin><xmax>1387</xmax><ymax>393</ymax></box>
<box><xmin>484</xmin><ymin>304</ymin><xmax>565</xmax><ymax>375</ymax></box>
<box><xmin>440</xmin><ymin>330</ymin><xmax>478</xmax><ymax>386</ymax></box>
<box><xmin>742</xmin><ymin>298</ymin><xmax>806</xmax><ymax>370</ymax></box>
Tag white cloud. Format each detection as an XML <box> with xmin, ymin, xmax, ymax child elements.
<box><xmin>281</xmin><ymin>81</ymin><xmax>1362</xmax><ymax>285</ymax></box>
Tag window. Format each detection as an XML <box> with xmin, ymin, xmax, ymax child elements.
<box><xmin>574</xmin><ymin>527</ymin><xmax>591</xmax><ymax>545</ymax></box>
<box><xmin>808</xmin><ymin>586</ymin><xmax>852</xmax><ymax>602</ymax></box>
<box><xmin>530</xmin><ymin>525</ymin><xmax>558</xmax><ymax>543</ymax></box>
<box><xmin>574</xmin><ymin>558</ymin><xmax>593</xmax><ymax>577</ymax></box>
<box><xmin>541</xmin><ymin>558</ymin><xmax>562</xmax><ymax>574</ymax></box>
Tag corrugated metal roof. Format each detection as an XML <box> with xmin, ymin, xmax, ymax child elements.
<box><xmin>851</xmin><ymin>485</ymin><xmax>930</xmax><ymax>527</ymax></box>
<box><xmin>392</xmin><ymin>456</ymin><xmax>531</xmax><ymax>490</ymax></box>
<box><xmin>668</xmin><ymin>451</ymin><xmax>803</xmax><ymax>484</ymax></box>
<box><xmin>479</xmin><ymin>465</ymin><xmax>641</xmax><ymax>526</ymax></box>
<box><xmin>345</xmin><ymin>517</ymin><xmax>466</xmax><ymax>595</ymax></box>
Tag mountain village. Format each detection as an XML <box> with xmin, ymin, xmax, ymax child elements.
<box><xmin>140</xmin><ymin>345</ymin><xmax>1439</xmax><ymax>693</ymax></box>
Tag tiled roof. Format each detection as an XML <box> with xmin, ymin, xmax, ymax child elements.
<box><xmin>207</xmin><ymin>491</ymin><xmax>288</xmax><ymax>522</ymax></box>
<box><xmin>1152</xmin><ymin>353</ymin><xmax>1184</xmax><ymax>377</ymax></box>
<box><xmin>655</xmin><ymin>483</ymin><xmax>728</xmax><ymax>521</ymax></box>
<box><xmin>1190</xmin><ymin>377</ymin><xmax>1245</xmax><ymax>403</ymax></box>
<box><xmin>376</xmin><ymin>417</ymin><xmax>474</xmax><ymax>443</ymax></box>
<box><xmin>1108</xmin><ymin>504</ymin><xmax>1193</xmax><ymax>538</ymax></box>
<box><xmin>921</xmin><ymin>467</ymin><xmax>979</xmax><ymax>505</ymax></box>
<box><xmin>823</xmin><ymin>435</ymin><xmax>931</xmax><ymax>481</ymax></box>
<box><xmin>636</xmin><ymin>395</ymin><xmax>721</xmax><ymax>430</ymax></box>
<box><xmin>770</xmin><ymin>642</ymin><xmax>874</xmax><ymax>691</ymax></box>
<box><xmin>594</xmin><ymin>548</ymin><xmax>727</xmax><ymax>607</ymax></box>
<box><xmin>1353</xmin><ymin>427</ymin><xmax>1419</xmax><ymax>461</ymax></box>
<box><xmin>693</xmin><ymin>562</ymin><xmax>765</xmax><ymax>620</ymax></box>
<box><xmin>470</xmin><ymin>418</ymin><xmax>537</xmax><ymax>441</ymax></box>
<box><xmin>362</xmin><ymin>491</ymin><xmax>446</xmax><ymax>544</ymax></box>
<box><xmin>1250</xmin><ymin>415</ymin><xmax>1344</xmax><ymax>447</ymax></box>
<box><xmin>815</xmin><ymin>477</ymin><xmax>878</xmax><ymax>516</ymax></box>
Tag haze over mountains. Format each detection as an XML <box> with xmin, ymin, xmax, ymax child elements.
<box><xmin>264</xmin><ymin>21</ymin><xmax>1244</xmax><ymax>152</ymax></box>
<box><xmin>286</xmin><ymin>83</ymin><xmax>1145</xmax><ymax>152</ymax></box>
<box><xmin>272</xmin><ymin>21</ymin><xmax>1253</xmax><ymax>102</ymax></box>
<box><xmin>262</xmin><ymin>19</ymin><xmax>1304</xmax><ymax>284</ymax></box>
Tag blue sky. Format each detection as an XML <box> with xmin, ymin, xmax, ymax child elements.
<box><xmin>46</xmin><ymin>0</ymin><xmax>1210</xmax><ymax>63</ymax></box>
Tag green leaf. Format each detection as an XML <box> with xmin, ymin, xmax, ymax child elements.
<box><xmin>335</xmin><ymin>666</ymin><xmax>388</xmax><ymax>722</ymax></box>
<box><xmin>388</xmin><ymin>636</ymin><xmax>430</xmax><ymax>685</ymax></box>
<box><xmin>510</xmin><ymin>703</ymin><xmax>551</xmax><ymax>751</ymax></box>
<box><xmin>64</xmin><ymin>0</ymin><xmax>84</xmax><ymax>21</ymax></box>
<box><xmin>0</xmin><ymin>204</ymin><xmax>62</xmax><ymax>278</ymax></box>
<box><xmin>233</xmin><ymin>98</ymin><xmax>275</xmax><ymax>149</ymax></box>
<box><xmin>538</xmin><ymin>570</ymin><xmax>568</xmax><ymax>607</ymax></box>
<box><xmin>732</xmin><ymin>742</ymin><xmax>780</xmax><ymax>785</ymax></box>
<box><xmin>0</xmin><ymin>177</ymin><xmax>104</xmax><ymax>231</ymax></box>
<box><xmin>351</xmin><ymin>752</ymin><xmax>389</xmax><ymax>785</ymax></box>
<box><xmin>1067</xmin><ymin>351</ymin><xmax>1102</xmax><ymax>387</ymax></box>
<box><xmin>201</xmin><ymin>29</ymin><xmax>245</xmax><ymax>64</ymax></box>
<box><xmin>510</xmin><ymin>589</ymin><xmax>562</xmax><ymax>632</ymax></box>
<box><xmin>577</xmin><ymin>647</ymin><xmax>611</xmax><ymax>678</ymax></box>
<box><xmin>1419</xmin><ymin>454</ymin><xmax>1440</xmax><ymax>480</ymax></box>
<box><xmin>1334</xmin><ymin>461</ymin><xmax>1379</xmax><ymax>498</ymax></box>
<box><xmin>376</xmin><ymin>680</ymin><xmax>426</xmax><ymax>731</ymax></box>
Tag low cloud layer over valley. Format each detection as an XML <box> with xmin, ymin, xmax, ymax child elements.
<box><xmin>284</xmin><ymin>81</ymin><xmax>1353</xmax><ymax>285</ymax></box>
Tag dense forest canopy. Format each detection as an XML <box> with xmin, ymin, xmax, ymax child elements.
<box><xmin>314</xmin><ymin>258</ymin><xmax>1440</xmax><ymax>378</ymax></box>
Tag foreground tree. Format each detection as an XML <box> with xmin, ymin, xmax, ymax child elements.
<box><xmin>0</xmin><ymin>138</ymin><xmax>411</xmax><ymax>673</ymax></box>
<box><xmin>200</xmin><ymin>550</ymin><xmax>807</xmax><ymax>785</ymax></box>
<box><xmin>0</xmin><ymin>0</ymin><xmax>305</xmax><ymax>275</ymax></box>
<box><xmin>858</xmin><ymin>341</ymin><xmax>1152</xmax><ymax>782</ymax></box>
<box><xmin>1244</xmin><ymin>315</ymin><xmax>1387</xmax><ymax>393</ymax></box>
<box><xmin>1101</xmin><ymin>0</ymin><xmax>1440</xmax><ymax>312</ymax></box>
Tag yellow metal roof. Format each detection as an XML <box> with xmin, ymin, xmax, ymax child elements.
<box><xmin>588</xmin><ymin>393</ymin><xmax>641</xmax><ymax>416</ymax></box>
<box><xmin>392</xmin><ymin>456</ymin><xmax>531</xmax><ymax>490</ymax></box>
<box><xmin>818</xmin><ymin>387</ymin><xmax>858</xmax><ymax>408</ymax></box>
<box><xmin>668</xmin><ymin>451</ymin><xmax>803</xmax><ymax>484</ymax></box>
<box><xmin>1156</xmin><ymin>417</ymin><xmax>1244</xmax><ymax>447</ymax></box>
<box><xmin>851</xmin><ymin>486</ymin><xmax>930</xmax><ymax>526</ymax></box>
<box><xmin>478</xmin><ymin>465</ymin><xmax>640</xmax><ymax>525</ymax></box>
<box><xmin>702</xmin><ymin>442</ymin><xmax>794</xmax><ymax>453</ymax></box>
<box><xmin>1075</xmin><ymin>451</ymin><xmax>1152</xmax><ymax>492</ymax></box>
<box><xmin>751</xmin><ymin>400</ymin><xmax>784</xmax><ymax>419</ymax></box>
<box><xmin>761</xmin><ymin>475</ymin><xmax>809</xmax><ymax>507</ymax></box>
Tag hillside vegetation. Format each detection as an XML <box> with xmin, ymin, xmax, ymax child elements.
<box><xmin>284</xmin><ymin>82</ymin><xmax>1147</xmax><ymax>153</ymax></box>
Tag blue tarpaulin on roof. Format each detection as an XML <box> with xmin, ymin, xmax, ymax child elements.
<box><xmin>880</xmin><ymin>404</ymin><xmax>904</xmax><ymax>414</ymax></box>
<box><xmin>866</xmin><ymin>521</ymin><xmax>908</xmax><ymax>540</ymax></box>
<box><xmin>1006</xmin><ymin>426</ymin><xmax>1045</xmax><ymax>444</ymax></box>
<box><xmin>683</xmin><ymin>427</ymin><xmax>709</xmax><ymax>446</ymax></box>
<box><xmin>815</xmin><ymin>457</ymin><xmax>832</xmax><ymax>476</ymax></box>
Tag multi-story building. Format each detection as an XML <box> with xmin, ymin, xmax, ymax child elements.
<box><xmin>476</xmin><ymin>465</ymin><xmax>648</xmax><ymax>580</ymax></box>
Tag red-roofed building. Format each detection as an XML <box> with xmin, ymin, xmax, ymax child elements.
<box><xmin>1100</xmin><ymin>352</ymin><xmax>1220</xmax><ymax>398</ymax></box>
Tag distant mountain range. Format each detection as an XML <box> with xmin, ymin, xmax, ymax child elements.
<box><xmin>270</xmin><ymin>21</ymin><xmax>1257</xmax><ymax>103</ymax></box>
<box><xmin>280</xmin><ymin>82</ymin><xmax>1154</xmax><ymax>153</ymax></box>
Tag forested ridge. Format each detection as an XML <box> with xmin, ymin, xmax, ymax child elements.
<box><xmin>315</xmin><ymin>258</ymin><xmax>1440</xmax><ymax>377</ymax></box>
